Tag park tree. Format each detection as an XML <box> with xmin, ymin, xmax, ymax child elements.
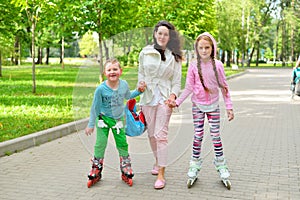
<box><xmin>11</xmin><ymin>0</ymin><xmax>56</xmax><ymax>93</ymax></box>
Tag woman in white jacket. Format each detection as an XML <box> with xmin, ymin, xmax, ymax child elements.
<box><xmin>138</xmin><ymin>20</ymin><xmax>183</xmax><ymax>189</ymax></box>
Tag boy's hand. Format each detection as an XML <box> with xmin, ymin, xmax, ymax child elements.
<box><xmin>138</xmin><ymin>81</ymin><xmax>146</xmax><ymax>92</ymax></box>
<box><xmin>227</xmin><ymin>109</ymin><xmax>234</xmax><ymax>121</ymax></box>
<box><xmin>85</xmin><ymin>127</ymin><xmax>94</xmax><ymax>136</ymax></box>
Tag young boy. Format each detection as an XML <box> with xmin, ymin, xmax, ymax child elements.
<box><xmin>85</xmin><ymin>58</ymin><xmax>146</xmax><ymax>187</ymax></box>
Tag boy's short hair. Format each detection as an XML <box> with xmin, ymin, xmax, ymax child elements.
<box><xmin>104</xmin><ymin>58</ymin><xmax>121</xmax><ymax>69</ymax></box>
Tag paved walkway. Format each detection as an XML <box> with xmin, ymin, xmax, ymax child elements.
<box><xmin>1</xmin><ymin>68</ymin><xmax>300</xmax><ymax>200</ymax></box>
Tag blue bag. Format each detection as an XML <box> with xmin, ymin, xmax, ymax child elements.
<box><xmin>125</xmin><ymin>99</ymin><xmax>146</xmax><ymax>137</ymax></box>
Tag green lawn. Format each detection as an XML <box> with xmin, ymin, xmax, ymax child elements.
<box><xmin>0</xmin><ymin>60</ymin><xmax>244</xmax><ymax>142</ymax></box>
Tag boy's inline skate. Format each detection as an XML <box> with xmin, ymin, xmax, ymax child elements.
<box><xmin>120</xmin><ymin>156</ymin><xmax>134</xmax><ymax>186</ymax></box>
<box><xmin>87</xmin><ymin>157</ymin><xmax>103</xmax><ymax>188</ymax></box>
<box><xmin>187</xmin><ymin>157</ymin><xmax>202</xmax><ymax>188</ymax></box>
<box><xmin>214</xmin><ymin>157</ymin><xmax>231</xmax><ymax>190</ymax></box>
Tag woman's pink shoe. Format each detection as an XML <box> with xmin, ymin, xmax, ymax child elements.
<box><xmin>154</xmin><ymin>179</ymin><xmax>166</xmax><ymax>189</ymax></box>
<box><xmin>151</xmin><ymin>165</ymin><xmax>159</xmax><ymax>175</ymax></box>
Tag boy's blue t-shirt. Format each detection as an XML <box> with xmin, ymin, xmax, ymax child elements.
<box><xmin>88</xmin><ymin>79</ymin><xmax>141</xmax><ymax>128</ymax></box>
<box><xmin>293</xmin><ymin>67</ymin><xmax>300</xmax><ymax>84</ymax></box>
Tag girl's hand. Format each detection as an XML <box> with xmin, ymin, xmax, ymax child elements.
<box><xmin>85</xmin><ymin>127</ymin><xmax>94</xmax><ymax>136</ymax></box>
<box><xmin>227</xmin><ymin>109</ymin><xmax>234</xmax><ymax>121</ymax></box>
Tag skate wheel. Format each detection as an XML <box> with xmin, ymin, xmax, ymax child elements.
<box><xmin>127</xmin><ymin>178</ymin><xmax>133</xmax><ymax>186</ymax></box>
<box><xmin>187</xmin><ymin>178</ymin><xmax>197</xmax><ymax>189</ymax></box>
<box><xmin>225</xmin><ymin>180</ymin><xmax>231</xmax><ymax>190</ymax></box>
<box><xmin>222</xmin><ymin>180</ymin><xmax>231</xmax><ymax>190</ymax></box>
<box><xmin>87</xmin><ymin>180</ymin><xmax>93</xmax><ymax>188</ymax></box>
<box><xmin>187</xmin><ymin>179</ymin><xmax>192</xmax><ymax>188</ymax></box>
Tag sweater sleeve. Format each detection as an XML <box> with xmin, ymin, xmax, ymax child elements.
<box><xmin>175</xmin><ymin>63</ymin><xmax>194</xmax><ymax>106</ymax></box>
<box><xmin>87</xmin><ymin>87</ymin><xmax>102</xmax><ymax>128</ymax></box>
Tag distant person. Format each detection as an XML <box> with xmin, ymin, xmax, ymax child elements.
<box><xmin>137</xmin><ymin>20</ymin><xmax>183</xmax><ymax>189</ymax></box>
<box><xmin>85</xmin><ymin>58</ymin><xmax>146</xmax><ymax>188</ymax></box>
<box><xmin>291</xmin><ymin>55</ymin><xmax>300</xmax><ymax>98</ymax></box>
<box><xmin>170</xmin><ymin>32</ymin><xmax>234</xmax><ymax>189</ymax></box>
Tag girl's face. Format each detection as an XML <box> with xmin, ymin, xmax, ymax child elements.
<box><xmin>104</xmin><ymin>62</ymin><xmax>122</xmax><ymax>82</ymax></box>
<box><xmin>154</xmin><ymin>26</ymin><xmax>170</xmax><ymax>49</ymax></box>
<box><xmin>197</xmin><ymin>38</ymin><xmax>213</xmax><ymax>62</ymax></box>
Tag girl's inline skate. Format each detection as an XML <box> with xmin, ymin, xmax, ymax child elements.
<box><xmin>214</xmin><ymin>157</ymin><xmax>231</xmax><ymax>190</ymax></box>
<box><xmin>87</xmin><ymin>157</ymin><xmax>103</xmax><ymax>188</ymax></box>
<box><xmin>120</xmin><ymin>156</ymin><xmax>134</xmax><ymax>186</ymax></box>
<box><xmin>187</xmin><ymin>157</ymin><xmax>202</xmax><ymax>188</ymax></box>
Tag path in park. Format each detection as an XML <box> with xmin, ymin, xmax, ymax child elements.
<box><xmin>0</xmin><ymin>68</ymin><xmax>300</xmax><ymax>200</ymax></box>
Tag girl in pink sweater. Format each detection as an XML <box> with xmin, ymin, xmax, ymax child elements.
<box><xmin>171</xmin><ymin>32</ymin><xmax>234</xmax><ymax>188</ymax></box>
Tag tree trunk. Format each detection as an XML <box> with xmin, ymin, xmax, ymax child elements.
<box><xmin>97</xmin><ymin>6</ymin><xmax>104</xmax><ymax>82</ymax></box>
<box><xmin>0</xmin><ymin>50</ymin><xmax>2</xmax><ymax>77</ymax></box>
<box><xmin>226</xmin><ymin>50</ymin><xmax>231</xmax><ymax>67</ymax></box>
<box><xmin>14</xmin><ymin>36</ymin><xmax>19</xmax><ymax>65</ymax></box>
<box><xmin>45</xmin><ymin>47</ymin><xmax>50</xmax><ymax>65</ymax></box>
<box><xmin>61</xmin><ymin>37</ymin><xmax>64</xmax><ymax>69</ymax></box>
<box><xmin>98</xmin><ymin>32</ymin><xmax>104</xmax><ymax>82</ymax></box>
<box><xmin>248</xmin><ymin>46</ymin><xmax>255</xmax><ymax>67</ymax></box>
<box><xmin>36</xmin><ymin>47</ymin><xmax>43</xmax><ymax>64</ymax></box>
<box><xmin>103</xmin><ymin>40</ymin><xmax>109</xmax><ymax>60</ymax></box>
<box><xmin>31</xmin><ymin>20</ymin><xmax>36</xmax><ymax>93</ymax></box>
<box><xmin>256</xmin><ymin>41</ymin><xmax>260</xmax><ymax>67</ymax></box>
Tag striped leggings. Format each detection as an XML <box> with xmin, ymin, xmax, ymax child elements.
<box><xmin>191</xmin><ymin>104</ymin><xmax>223</xmax><ymax>159</ymax></box>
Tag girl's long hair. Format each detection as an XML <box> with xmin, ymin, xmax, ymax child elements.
<box><xmin>153</xmin><ymin>20</ymin><xmax>183</xmax><ymax>62</ymax></box>
<box><xmin>195</xmin><ymin>35</ymin><xmax>228</xmax><ymax>95</ymax></box>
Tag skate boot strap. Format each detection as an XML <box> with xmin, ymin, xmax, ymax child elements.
<box><xmin>216</xmin><ymin>165</ymin><xmax>228</xmax><ymax>171</ymax></box>
<box><xmin>189</xmin><ymin>163</ymin><xmax>201</xmax><ymax>170</ymax></box>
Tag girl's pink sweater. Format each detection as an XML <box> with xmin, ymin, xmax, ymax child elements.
<box><xmin>175</xmin><ymin>59</ymin><xmax>233</xmax><ymax>110</ymax></box>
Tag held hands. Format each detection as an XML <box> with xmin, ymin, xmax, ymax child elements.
<box><xmin>227</xmin><ymin>109</ymin><xmax>234</xmax><ymax>121</ymax></box>
<box><xmin>165</xmin><ymin>94</ymin><xmax>177</xmax><ymax>108</ymax></box>
<box><xmin>138</xmin><ymin>81</ymin><xmax>147</xmax><ymax>92</ymax></box>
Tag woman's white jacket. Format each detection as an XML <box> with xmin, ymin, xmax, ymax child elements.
<box><xmin>138</xmin><ymin>45</ymin><xmax>182</xmax><ymax>105</ymax></box>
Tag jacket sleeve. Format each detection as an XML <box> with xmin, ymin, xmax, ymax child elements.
<box><xmin>170</xmin><ymin>60</ymin><xmax>182</xmax><ymax>97</ymax></box>
<box><xmin>138</xmin><ymin>51</ymin><xmax>145</xmax><ymax>84</ymax></box>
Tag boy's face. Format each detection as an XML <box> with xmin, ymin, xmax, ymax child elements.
<box><xmin>104</xmin><ymin>62</ymin><xmax>122</xmax><ymax>82</ymax></box>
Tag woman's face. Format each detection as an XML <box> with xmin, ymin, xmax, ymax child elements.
<box><xmin>197</xmin><ymin>38</ymin><xmax>213</xmax><ymax>62</ymax></box>
<box><xmin>154</xmin><ymin>26</ymin><xmax>170</xmax><ymax>49</ymax></box>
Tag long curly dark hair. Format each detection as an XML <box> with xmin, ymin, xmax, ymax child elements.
<box><xmin>153</xmin><ymin>20</ymin><xmax>183</xmax><ymax>62</ymax></box>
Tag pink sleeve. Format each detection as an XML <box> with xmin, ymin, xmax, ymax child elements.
<box><xmin>217</xmin><ymin>61</ymin><xmax>233</xmax><ymax>109</ymax></box>
<box><xmin>175</xmin><ymin>62</ymin><xmax>195</xmax><ymax>106</ymax></box>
